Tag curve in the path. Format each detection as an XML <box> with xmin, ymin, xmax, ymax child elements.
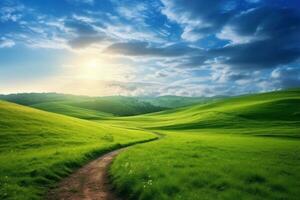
<box><xmin>47</xmin><ymin>132</ymin><xmax>163</xmax><ymax>200</ymax></box>
<box><xmin>47</xmin><ymin>148</ymin><xmax>122</xmax><ymax>200</ymax></box>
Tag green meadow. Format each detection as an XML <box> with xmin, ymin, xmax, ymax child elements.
<box><xmin>0</xmin><ymin>89</ymin><xmax>299</xmax><ymax>199</ymax></box>
<box><xmin>0</xmin><ymin>93</ymin><xmax>168</xmax><ymax>118</ymax></box>
<box><xmin>111</xmin><ymin>132</ymin><xmax>300</xmax><ymax>200</ymax></box>
<box><xmin>109</xmin><ymin>89</ymin><xmax>300</xmax><ymax>200</ymax></box>
<box><xmin>0</xmin><ymin>100</ymin><xmax>156</xmax><ymax>200</ymax></box>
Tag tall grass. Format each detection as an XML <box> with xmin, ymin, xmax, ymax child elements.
<box><xmin>0</xmin><ymin>101</ymin><xmax>156</xmax><ymax>199</ymax></box>
<box><xmin>109</xmin><ymin>89</ymin><xmax>300</xmax><ymax>200</ymax></box>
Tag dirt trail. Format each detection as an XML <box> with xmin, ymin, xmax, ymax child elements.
<box><xmin>47</xmin><ymin>133</ymin><xmax>162</xmax><ymax>200</ymax></box>
<box><xmin>47</xmin><ymin>149</ymin><xmax>123</xmax><ymax>200</ymax></box>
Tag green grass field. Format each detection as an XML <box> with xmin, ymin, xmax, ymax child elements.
<box><xmin>0</xmin><ymin>93</ymin><xmax>220</xmax><ymax>117</ymax></box>
<box><xmin>109</xmin><ymin>89</ymin><xmax>300</xmax><ymax>200</ymax></box>
<box><xmin>31</xmin><ymin>101</ymin><xmax>113</xmax><ymax>119</ymax></box>
<box><xmin>111</xmin><ymin>132</ymin><xmax>300</xmax><ymax>200</ymax></box>
<box><xmin>112</xmin><ymin>89</ymin><xmax>300</xmax><ymax>131</ymax></box>
<box><xmin>0</xmin><ymin>93</ymin><xmax>166</xmax><ymax>117</ymax></box>
<box><xmin>0</xmin><ymin>93</ymin><xmax>167</xmax><ymax>117</ymax></box>
<box><xmin>138</xmin><ymin>95</ymin><xmax>225</xmax><ymax>108</ymax></box>
<box><xmin>0</xmin><ymin>100</ymin><xmax>156</xmax><ymax>200</ymax></box>
<box><xmin>0</xmin><ymin>89</ymin><xmax>299</xmax><ymax>199</ymax></box>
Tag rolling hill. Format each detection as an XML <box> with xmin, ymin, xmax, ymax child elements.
<box><xmin>109</xmin><ymin>88</ymin><xmax>300</xmax><ymax>200</ymax></box>
<box><xmin>0</xmin><ymin>93</ymin><xmax>224</xmax><ymax>118</ymax></box>
<box><xmin>1</xmin><ymin>89</ymin><xmax>299</xmax><ymax>200</ymax></box>
<box><xmin>68</xmin><ymin>96</ymin><xmax>165</xmax><ymax>116</ymax></box>
<box><xmin>31</xmin><ymin>101</ymin><xmax>113</xmax><ymax>120</ymax></box>
<box><xmin>138</xmin><ymin>95</ymin><xmax>225</xmax><ymax>108</ymax></box>
<box><xmin>0</xmin><ymin>100</ymin><xmax>156</xmax><ymax>200</ymax></box>
<box><xmin>0</xmin><ymin>93</ymin><xmax>89</xmax><ymax>105</ymax></box>
<box><xmin>0</xmin><ymin>93</ymin><xmax>166</xmax><ymax>118</ymax></box>
<box><xmin>116</xmin><ymin>89</ymin><xmax>300</xmax><ymax>136</ymax></box>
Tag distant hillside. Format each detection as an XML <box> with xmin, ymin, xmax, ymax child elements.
<box><xmin>0</xmin><ymin>93</ymin><xmax>166</xmax><ymax>118</ymax></box>
<box><xmin>0</xmin><ymin>100</ymin><xmax>155</xmax><ymax>199</ymax></box>
<box><xmin>138</xmin><ymin>95</ymin><xmax>225</xmax><ymax>108</ymax></box>
<box><xmin>31</xmin><ymin>102</ymin><xmax>113</xmax><ymax>120</ymax></box>
<box><xmin>122</xmin><ymin>88</ymin><xmax>300</xmax><ymax>137</ymax></box>
<box><xmin>69</xmin><ymin>96</ymin><xmax>165</xmax><ymax>116</ymax></box>
<box><xmin>0</xmin><ymin>93</ymin><xmax>222</xmax><ymax>118</ymax></box>
<box><xmin>0</xmin><ymin>93</ymin><xmax>89</xmax><ymax>105</ymax></box>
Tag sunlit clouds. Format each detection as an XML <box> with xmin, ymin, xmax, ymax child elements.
<box><xmin>0</xmin><ymin>0</ymin><xmax>300</xmax><ymax>96</ymax></box>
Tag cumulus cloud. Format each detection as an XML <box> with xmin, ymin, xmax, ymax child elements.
<box><xmin>161</xmin><ymin>0</ymin><xmax>300</xmax><ymax>71</ymax></box>
<box><xmin>209</xmin><ymin>39</ymin><xmax>300</xmax><ymax>70</ymax></box>
<box><xmin>66</xmin><ymin>0</ymin><xmax>94</xmax><ymax>5</ymax></box>
<box><xmin>68</xmin><ymin>35</ymin><xmax>105</xmax><ymax>48</ymax></box>
<box><xmin>116</xmin><ymin>2</ymin><xmax>147</xmax><ymax>22</ymax></box>
<box><xmin>0</xmin><ymin>4</ymin><xmax>24</xmax><ymax>22</ymax></box>
<box><xmin>271</xmin><ymin>66</ymin><xmax>300</xmax><ymax>88</ymax></box>
<box><xmin>0</xmin><ymin>37</ymin><xmax>15</xmax><ymax>48</ymax></box>
<box><xmin>64</xmin><ymin>20</ymin><xmax>98</xmax><ymax>35</ymax></box>
<box><xmin>161</xmin><ymin>0</ymin><xmax>239</xmax><ymax>41</ymax></box>
<box><xmin>105</xmin><ymin>42</ymin><xmax>201</xmax><ymax>57</ymax></box>
<box><xmin>2</xmin><ymin>0</ymin><xmax>300</xmax><ymax>96</ymax></box>
<box><xmin>216</xmin><ymin>26</ymin><xmax>258</xmax><ymax>45</ymax></box>
<box><xmin>62</xmin><ymin>15</ymin><xmax>111</xmax><ymax>48</ymax></box>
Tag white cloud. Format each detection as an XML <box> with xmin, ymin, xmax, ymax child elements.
<box><xmin>0</xmin><ymin>38</ymin><xmax>15</xmax><ymax>48</ymax></box>
<box><xmin>0</xmin><ymin>4</ymin><xmax>25</xmax><ymax>22</ymax></box>
<box><xmin>181</xmin><ymin>26</ymin><xmax>205</xmax><ymax>42</ymax></box>
<box><xmin>217</xmin><ymin>25</ymin><xmax>267</xmax><ymax>45</ymax></box>
<box><xmin>82</xmin><ymin>0</ymin><xmax>94</xmax><ymax>4</ymax></box>
<box><xmin>72</xmin><ymin>14</ymin><xmax>95</xmax><ymax>23</ymax></box>
<box><xmin>217</xmin><ymin>26</ymin><xmax>256</xmax><ymax>45</ymax></box>
<box><xmin>67</xmin><ymin>0</ymin><xmax>94</xmax><ymax>5</ymax></box>
<box><xmin>160</xmin><ymin>0</ymin><xmax>214</xmax><ymax>42</ymax></box>
<box><xmin>270</xmin><ymin>66</ymin><xmax>300</xmax><ymax>88</ymax></box>
<box><xmin>271</xmin><ymin>68</ymin><xmax>281</xmax><ymax>78</ymax></box>
<box><xmin>104</xmin><ymin>23</ymin><xmax>164</xmax><ymax>43</ymax></box>
<box><xmin>117</xmin><ymin>3</ymin><xmax>147</xmax><ymax>21</ymax></box>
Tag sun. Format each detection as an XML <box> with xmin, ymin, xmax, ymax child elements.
<box><xmin>65</xmin><ymin>53</ymin><xmax>130</xmax><ymax>82</ymax></box>
<box><xmin>86</xmin><ymin>59</ymin><xmax>98</xmax><ymax>69</ymax></box>
<box><xmin>79</xmin><ymin>58</ymin><xmax>102</xmax><ymax>80</ymax></box>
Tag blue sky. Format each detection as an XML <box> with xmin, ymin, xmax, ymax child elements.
<box><xmin>0</xmin><ymin>0</ymin><xmax>299</xmax><ymax>96</ymax></box>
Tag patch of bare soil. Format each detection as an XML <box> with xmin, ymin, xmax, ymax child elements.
<box><xmin>47</xmin><ymin>149</ymin><xmax>122</xmax><ymax>200</ymax></box>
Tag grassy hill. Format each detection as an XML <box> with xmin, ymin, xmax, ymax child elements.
<box><xmin>0</xmin><ymin>93</ymin><xmax>223</xmax><ymax>118</ymax></box>
<box><xmin>138</xmin><ymin>95</ymin><xmax>225</xmax><ymax>108</ymax></box>
<box><xmin>0</xmin><ymin>100</ymin><xmax>156</xmax><ymax>200</ymax></box>
<box><xmin>2</xmin><ymin>89</ymin><xmax>300</xmax><ymax>200</ymax></box>
<box><xmin>0</xmin><ymin>93</ymin><xmax>89</xmax><ymax>106</ymax></box>
<box><xmin>69</xmin><ymin>96</ymin><xmax>165</xmax><ymax>116</ymax></box>
<box><xmin>115</xmin><ymin>89</ymin><xmax>300</xmax><ymax>136</ymax></box>
<box><xmin>109</xmin><ymin>89</ymin><xmax>300</xmax><ymax>200</ymax></box>
<box><xmin>31</xmin><ymin>101</ymin><xmax>114</xmax><ymax>120</ymax></box>
<box><xmin>0</xmin><ymin>93</ymin><xmax>166</xmax><ymax>118</ymax></box>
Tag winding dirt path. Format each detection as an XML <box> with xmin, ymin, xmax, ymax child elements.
<box><xmin>47</xmin><ymin>149</ymin><xmax>123</xmax><ymax>200</ymax></box>
<box><xmin>47</xmin><ymin>133</ymin><xmax>162</xmax><ymax>200</ymax></box>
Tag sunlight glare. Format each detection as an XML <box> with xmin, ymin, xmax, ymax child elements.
<box><xmin>86</xmin><ymin>59</ymin><xmax>98</xmax><ymax>69</ymax></box>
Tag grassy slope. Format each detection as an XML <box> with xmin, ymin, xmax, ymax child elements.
<box><xmin>31</xmin><ymin>101</ymin><xmax>113</xmax><ymax>120</ymax></box>
<box><xmin>0</xmin><ymin>93</ymin><xmax>166</xmax><ymax>117</ymax></box>
<box><xmin>113</xmin><ymin>89</ymin><xmax>300</xmax><ymax>136</ymax></box>
<box><xmin>109</xmin><ymin>89</ymin><xmax>300</xmax><ymax>200</ymax></box>
<box><xmin>1</xmin><ymin>93</ymin><xmax>227</xmax><ymax>117</ymax></box>
<box><xmin>138</xmin><ymin>96</ymin><xmax>225</xmax><ymax>108</ymax></box>
<box><xmin>69</xmin><ymin>96</ymin><xmax>165</xmax><ymax>116</ymax></box>
<box><xmin>0</xmin><ymin>100</ymin><xmax>156</xmax><ymax>200</ymax></box>
<box><xmin>0</xmin><ymin>93</ymin><xmax>89</xmax><ymax>106</ymax></box>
